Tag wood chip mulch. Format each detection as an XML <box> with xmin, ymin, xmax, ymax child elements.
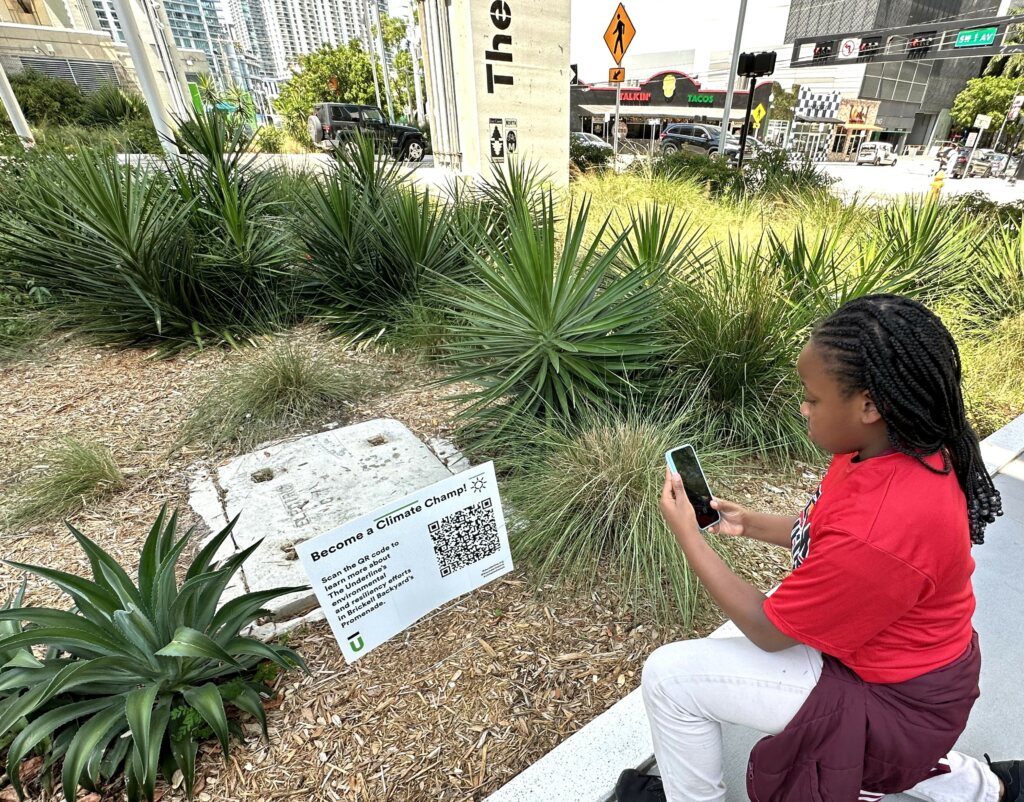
<box><xmin>0</xmin><ymin>328</ymin><xmax>819</xmax><ymax>801</ymax></box>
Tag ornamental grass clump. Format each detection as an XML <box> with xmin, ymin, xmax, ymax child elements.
<box><xmin>0</xmin><ymin>506</ymin><xmax>307</xmax><ymax>802</ymax></box>
<box><xmin>500</xmin><ymin>401</ymin><xmax>737</xmax><ymax>624</ymax></box>
<box><xmin>5</xmin><ymin>438</ymin><xmax>123</xmax><ymax>530</ymax></box>
<box><xmin>178</xmin><ymin>337</ymin><xmax>368</xmax><ymax>451</ymax></box>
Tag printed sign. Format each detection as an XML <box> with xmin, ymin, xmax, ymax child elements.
<box><xmin>974</xmin><ymin>113</ymin><xmax>992</xmax><ymax>130</ymax></box>
<box><xmin>752</xmin><ymin>103</ymin><xmax>766</xmax><ymax>124</ymax></box>
<box><xmin>1009</xmin><ymin>95</ymin><xmax>1024</xmax><ymax>122</ymax></box>
<box><xmin>488</xmin><ymin>117</ymin><xmax>506</xmax><ymax>161</ymax></box>
<box><xmin>609</xmin><ymin>67</ymin><xmax>625</xmax><ymax>84</ymax></box>
<box><xmin>505</xmin><ymin>118</ymin><xmax>518</xmax><ymax>155</ymax></box>
<box><xmin>838</xmin><ymin>37</ymin><xmax>861</xmax><ymax>59</ymax></box>
<box><xmin>296</xmin><ymin>462</ymin><xmax>512</xmax><ymax>662</ymax></box>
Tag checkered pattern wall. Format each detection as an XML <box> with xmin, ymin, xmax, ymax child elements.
<box><xmin>795</xmin><ymin>86</ymin><xmax>842</xmax><ymax>120</ymax></box>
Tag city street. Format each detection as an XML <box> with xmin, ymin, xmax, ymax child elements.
<box><xmin>821</xmin><ymin>156</ymin><xmax>1024</xmax><ymax>203</ymax></box>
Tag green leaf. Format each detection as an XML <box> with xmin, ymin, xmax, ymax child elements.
<box><xmin>126</xmin><ymin>687</ymin><xmax>171</xmax><ymax>801</ymax></box>
<box><xmin>156</xmin><ymin>627</ymin><xmax>241</xmax><ymax>667</ymax></box>
<box><xmin>170</xmin><ymin>731</ymin><xmax>199</xmax><ymax>799</ymax></box>
<box><xmin>223</xmin><ymin>682</ymin><xmax>268</xmax><ymax>739</ymax></box>
<box><xmin>61</xmin><ymin>700</ymin><xmax>128</xmax><ymax>802</ymax></box>
<box><xmin>182</xmin><ymin>683</ymin><xmax>230</xmax><ymax>758</ymax></box>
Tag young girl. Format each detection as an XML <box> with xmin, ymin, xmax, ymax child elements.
<box><xmin>624</xmin><ymin>295</ymin><xmax>1019</xmax><ymax>802</ymax></box>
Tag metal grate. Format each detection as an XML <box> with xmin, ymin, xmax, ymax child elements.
<box><xmin>17</xmin><ymin>56</ymin><xmax>121</xmax><ymax>92</ymax></box>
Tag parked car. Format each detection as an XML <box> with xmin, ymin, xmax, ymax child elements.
<box><xmin>308</xmin><ymin>103</ymin><xmax>428</xmax><ymax>161</ymax></box>
<box><xmin>856</xmin><ymin>141</ymin><xmax>898</xmax><ymax>166</ymax></box>
<box><xmin>572</xmin><ymin>131</ymin><xmax>613</xmax><ymax>151</ymax></box>
<box><xmin>968</xmin><ymin>150</ymin><xmax>1007</xmax><ymax>178</ymax></box>
<box><xmin>660</xmin><ymin>123</ymin><xmax>741</xmax><ymax>162</ymax></box>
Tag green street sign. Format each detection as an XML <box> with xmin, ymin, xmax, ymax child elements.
<box><xmin>955</xmin><ymin>27</ymin><xmax>998</xmax><ymax>48</ymax></box>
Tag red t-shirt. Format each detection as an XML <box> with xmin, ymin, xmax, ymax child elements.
<box><xmin>763</xmin><ymin>450</ymin><xmax>976</xmax><ymax>683</ymax></box>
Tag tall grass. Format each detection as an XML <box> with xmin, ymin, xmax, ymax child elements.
<box><xmin>5</xmin><ymin>438</ymin><xmax>123</xmax><ymax>529</ymax></box>
<box><xmin>177</xmin><ymin>337</ymin><xmax>369</xmax><ymax>451</ymax></box>
<box><xmin>499</xmin><ymin>400</ymin><xmax>738</xmax><ymax>623</ymax></box>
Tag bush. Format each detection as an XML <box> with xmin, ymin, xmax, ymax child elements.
<box><xmin>5</xmin><ymin>437</ymin><xmax>123</xmax><ymax>528</ymax></box>
<box><xmin>975</xmin><ymin>225</ymin><xmax>1024</xmax><ymax>320</ymax></box>
<box><xmin>954</xmin><ymin>191</ymin><xmax>1024</xmax><ymax>233</ymax></box>
<box><xmin>178</xmin><ymin>337</ymin><xmax>368</xmax><ymax>450</ymax></box>
<box><xmin>5</xmin><ymin>70</ymin><xmax>85</xmax><ymax>125</ymax></box>
<box><xmin>742</xmin><ymin>147</ymin><xmax>836</xmax><ymax>197</ymax></box>
<box><xmin>1</xmin><ymin>112</ymin><xmax>298</xmax><ymax>351</ymax></box>
<box><xmin>500</xmin><ymin>401</ymin><xmax>738</xmax><ymax>623</ymax></box>
<box><xmin>0</xmin><ymin>506</ymin><xmax>307</xmax><ymax>802</ymax></box>
<box><xmin>650</xmin><ymin>150</ymin><xmax>744</xmax><ymax>199</ymax></box>
<box><xmin>440</xmin><ymin>191</ymin><xmax>669</xmax><ymax>441</ymax></box>
<box><xmin>252</xmin><ymin>124</ymin><xmax>284</xmax><ymax>153</ymax></box>
<box><xmin>82</xmin><ymin>84</ymin><xmax>147</xmax><ymax>126</ymax></box>
<box><xmin>661</xmin><ymin>235</ymin><xmax>813</xmax><ymax>460</ymax></box>
<box><xmin>0</xmin><ymin>279</ymin><xmax>52</xmax><ymax>362</ymax></box>
<box><xmin>570</xmin><ymin>138</ymin><xmax>612</xmax><ymax>172</ymax></box>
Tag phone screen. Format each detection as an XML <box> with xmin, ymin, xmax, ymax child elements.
<box><xmin>667</xmin><ymin>446</ymin><xmax>720</xmax><ymax>530</ymax></box>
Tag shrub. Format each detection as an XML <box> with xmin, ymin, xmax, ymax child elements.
<box><xmin>177</xmin><ymin>337</ymin><xmax>367</xmax><ymax>450</ymax></box>
<box><xmin>742</xmin><ymin>147</ymin><xmax>837</xmax><ymax>197</ymax></box>
<box><xmin>570</xmin><ymin>138</ymin><xmax>612</xmax><ymax>172</ymax></box>
<box><xmin>5</xmin><ymin>438</ymin><xmax>123</xmax><ymax>529</ymax></box>
<box><xmin>252</xmin><ymin>124</ymin><xmax>284</xmax><ymax>153</ymax></box>
<box><xmin>82</xmin><ymin>84</ymin><xmax>147</xmax><ymax>126</ymax></box>
<box><xmin>0</xmin><ymin>279</ymin><xmax>52</xmax><ymax>362</ymax></box>
<box><xmin>5</xmin><ymin>70</ymin><xmax>85</xmax><ymax>125</ymax></box>
<box><xmin>661</xmin><ymin>236</ymin><xmax>813</xmax><ymax>460</ymax></box>
<box><xmin>651</xmin><ymin>150</ymin><xmax>744</xmax><ymax>199</ymax></box>
<box><xmin>440</xmin><ymin>192</ymin><xmax>669</xmax><ymax>437</ymax></box>
<box><xmin>975</xmin><ymin>226</ymin><xmax>1024</xmax><ymax>320</ymax></box>
<box><xmin>954</xmin><ymin>191</ymin><xmax>1024</xmax><ymax>233</ymax></box>
<box><xmin>0</xmin><ymin>506</ymin><xmax>307</xmax><ymax>801</ymax></box>
<box><xmin>500</xmin><ymin>401</ymin><xmax>737</xmax><ymax>623</ymax></box>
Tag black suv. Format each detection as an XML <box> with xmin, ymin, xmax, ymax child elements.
<box><xmin>308</xmin><ymin>103</ymin><xmax>427</xmax><ymax>162</ymax></box>
<box><xmin>659</xmin><ymin>123</ymin><xmax>740</xmax><ymax>161</ymax></box>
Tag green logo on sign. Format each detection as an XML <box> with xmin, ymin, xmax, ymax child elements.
<box><xmin>347</xmin><ymin>632</ymin><xmax>365</xmax><ymax>653</ymax></box>
<box><xmin>687</xmin><ymin>93</ymin><xmax>714</xmax><ymax>104</ymax></box>
<box><xmin>955</xmin><ymin>27</ymin><xmax>998</xmax><ymax>48</ymax></box>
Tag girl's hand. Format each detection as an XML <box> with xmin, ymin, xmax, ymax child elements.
<box><xmin>661</xmin><ymin>466</ymin><xmax>699</xmax><ymax>539</ymax></box>
<box><xmin>708</xmin><ymin>498</ymin><xmax>747</xmax><ymax>538</ymax></box>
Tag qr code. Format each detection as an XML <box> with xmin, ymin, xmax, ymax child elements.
<box><xmin>428</xmin><ymin>498</ymin><xmax>500</xmax><ymax>577</ymax></box>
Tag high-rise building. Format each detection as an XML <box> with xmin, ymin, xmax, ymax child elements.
<box><xmin>255</xmin><ymin>0</ymin><xmax>371</xmax><ymax>78</ymax></box>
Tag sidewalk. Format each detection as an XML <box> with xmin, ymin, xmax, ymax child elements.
<box><xmin>485</xmin><ymin>414</ymin><xmax>1024</xmax><ymax>802</ymax></box>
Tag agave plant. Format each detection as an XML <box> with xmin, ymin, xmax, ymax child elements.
<box><xmin>0</xmin><ymin>507</ymin><xmax>307</xmax><ymax>802</ymax></box>
<box><xmin>976</xmin><ymin>226</ymin><xmax>1024</xmax><ymax>321</ymax></box>
<box><xmin>439</xmin><ymin>191</ymin><xmax>669</xmax><ymax>428</ymax></box>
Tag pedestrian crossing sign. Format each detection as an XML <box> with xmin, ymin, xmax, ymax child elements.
<box><xmin>604</xmin><ymin>3</ymin><xmax>635</xmax><ymax>66</ymax></box>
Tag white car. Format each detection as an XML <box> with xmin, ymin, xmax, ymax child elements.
<box><xmin>856</xmin><ymin>142</ymin><xmax>898</xmax><ymax>166</ymax></box>
<box><xmin>572</xmin><ymin>131</ymin><xmax>613</xmax><ymax>151</ymax></box>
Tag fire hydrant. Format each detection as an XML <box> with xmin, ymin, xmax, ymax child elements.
<box><xmin>930</xmin><ymin>169</ymin><xmax>945</xmax><ymax>200</ymax></box>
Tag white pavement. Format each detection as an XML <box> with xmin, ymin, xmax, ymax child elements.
<box><xmin>484</xmin><ymin>414</ymin><xmax>1024</xmax><ymax>802</ymax></box>
<box><xmin>821</xmin><ymin>157</ymin><xmax>1024</xmax><ymax>203</ymax></box>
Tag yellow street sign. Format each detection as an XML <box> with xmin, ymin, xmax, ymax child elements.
<box><xmin>752</xmin><ymin>103</ymin><xmax>766</xmax><ymax>124</ymax></box>
<box><xmin>604</xmin><ymin>3</ymin><xmax>635</xmax><ymax>66</ymax></box>
<box><xmin>609</xmin><ymin>67</ymin><xmax>625</xmax><ymax>83</ymax></box>
<box><xmin>752</xmin><ymin>121</ymin><xmax>761</xmax><ymax>130</ymax></box>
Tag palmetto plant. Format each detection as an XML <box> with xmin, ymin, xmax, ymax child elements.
<box><xmin>440</xmin><ymin>192</ymin><xmax>669</xmax><ymax>428</ymax></box>
<box><xmin>0</xmin><ymin>507</ymin><xmax>307</xmax><ymax>802</ymax></box>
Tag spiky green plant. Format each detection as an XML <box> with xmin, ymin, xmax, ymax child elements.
<box><xmin>500</xmin><ymin>399</ymin><xmax>737</xmax><ymax>623</ymax></box>
<box><xmin>0</xmin><ymin>507</ymin><xmax>307</xmax><ymax>802</ymax></box>
<box><xmin>439</xmin><ymin>191</ymin><xmax>669</xmax><ymax>431</ymax></box>
<box><xmin>975</xmin><ymin>226</ymin><xmax>1024</xmax><ymax>321</ymax></box>
<box><xmin>6</xmin><ymin>438</ymin><xmax>123</xmax><ymax>529</ymax></box>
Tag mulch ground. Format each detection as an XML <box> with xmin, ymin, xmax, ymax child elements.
<box><xmin>0</xmin><ymin>328</ymin><xmax>819</xmax><ymax>801</ymax></box>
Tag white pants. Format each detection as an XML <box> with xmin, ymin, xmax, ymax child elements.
<box><xmin>642</xmin><ymin>636</ymin><xmax>1000</xmax><ymax>802</ymax></box>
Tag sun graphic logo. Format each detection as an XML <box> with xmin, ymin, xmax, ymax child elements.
<box><xmin>471</xmin><ymin>475</ymin><xmax>487</xmax><ymax>493</ymax></box>
<box><xmin>663</xmin><ymin>74</ymin><xmax>677</xmax><ymax>99</ymax></box>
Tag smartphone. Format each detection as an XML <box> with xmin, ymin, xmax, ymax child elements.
<box><xmin>664</xmin><ymin>444</ymin><xmax>721</xmax><ymax>531</ymax></box>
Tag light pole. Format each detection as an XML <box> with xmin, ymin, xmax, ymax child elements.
<box><xmin>719</xmin><ymin>0</ymin><xmax>749</xmax><ymax>155</ymax></box>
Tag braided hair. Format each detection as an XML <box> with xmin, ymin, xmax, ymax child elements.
<box><xmin>811</xmin><ymin>294</ymin><xmax>1002</xmax><ymax>545</ymax></box>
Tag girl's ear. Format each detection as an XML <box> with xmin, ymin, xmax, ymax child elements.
<box><xmin>860</xmin><ymin>392</ymin><xmax>882</xmax><ymax>425</ymax></box>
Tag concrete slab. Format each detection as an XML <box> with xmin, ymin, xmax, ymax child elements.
<box><xmin>188</xmin><ymin>419</ymin><xmax>454</xmax><ymax>621</ymax></box>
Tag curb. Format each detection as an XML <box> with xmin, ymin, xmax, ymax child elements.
<box><xmin>482</xmin><ymin>413</ymin><xmax>1024</xmax><ymax>802</ymax></box>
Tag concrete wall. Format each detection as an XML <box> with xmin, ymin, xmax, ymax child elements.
<box><xmin>428</xmin><ymin>0</ymin><xmax>571</xmax><ymax>185</ymax></box>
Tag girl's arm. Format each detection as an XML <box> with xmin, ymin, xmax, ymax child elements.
<box><xmin>662</xmin><ymin>470</ymin><xmax>801</xmax><ymax>653</ymax></box>
<box><xmin>711</xmin><ymin>498</ymin><xmax>797</xmax><ymax>548</ymax></box>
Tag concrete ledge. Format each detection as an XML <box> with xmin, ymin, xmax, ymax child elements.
<box><xmin>483</xmin><ymin>413</ymin><xmax>1024</xmax><ymax>802</ymax></box>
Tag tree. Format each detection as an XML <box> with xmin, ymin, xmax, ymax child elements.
<box><xmin>987</xmin><ymin>3</ymin><xmax>1024</xmax><ymax>78</ymax></box>
<box><xmin>195</xmin><ymin>73</ymin><xmax>220</xmax><ymax>106</ymax></box>
<box><xmin>275</xmin><ymin>41</ymin><xmax>379</xmax><ymax>142</ymax></box>
<box><xmin>769</xmin><ymin>82</ymin><xmax>799</xmax><ymax>122</ymax></box>
<box><xmin>951</xmin><ymin>75</ymin><xmax>1022</xmax><ymax>143</ymax></box>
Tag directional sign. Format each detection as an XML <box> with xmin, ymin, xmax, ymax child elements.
<box><xmin>604</xmin><ymin>3</ymin><xmax>635</xmax><ymax>66</ymax></box>
<box><xmin>955</xmin><ymin>27</ymin><xmax>998</xmax><ymax>48</ymax></box>
<box><xmin>751</xmin><ymin>103</ymin><xmax>766</xmax><ymax>125</ymax></box>
<box><xmin>1009</xmin><ymin>95</ymin><xmax>1024</xmax><ymax>122</ymax></box>
<box><xmin>609</xmin><ymin>67</ymin><xmax>625</xmax><ymax>83</ymax></box>
<box><xmin>974</xmin><ymin>113</ymin><xmax>992</xmax><ymax>130</ymax></box>
<box><xmin>838</xmin><ymin>37</ymin><xmax>861</xmax><ymax>59</ymax></box>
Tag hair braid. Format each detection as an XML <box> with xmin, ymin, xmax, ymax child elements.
<box><xmin>812</xmin><ymin>294</ymin><xmax>1002</xmax><ymax>545</ymax></box>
